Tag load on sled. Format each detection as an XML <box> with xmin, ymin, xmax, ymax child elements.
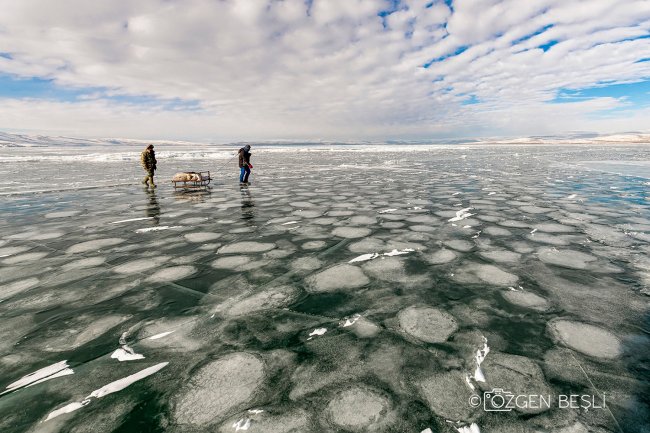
<box><xmin>171</xmin><ymin>171</ymin><xmax>211</xmax><ymax>189</ymax></box>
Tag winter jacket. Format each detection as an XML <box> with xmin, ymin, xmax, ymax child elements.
<box><xmin>141</xmin><ymin>149</ymin><xmax>157</xmax><ymax>171</ymax></box>
<box><xmin>238</xmin><ymin>147</ymin><xmax>251</xmax><ymax>168</ymax></box>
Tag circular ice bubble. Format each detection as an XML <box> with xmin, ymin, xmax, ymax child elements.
<box><xmin>113</xmin><ymin>256</ymin><xmax>170</xmax><ymax>274</ymax></box>
<box><xmin>302</xmin><ymin>240</ymin><xmax>327</xmax><ymax>250</ymax></box>
<box><xmin>538</xmin><ymin>248</ymin><xmax>596</xmax><ymax>269</ymax></box>
<box><xmin>226</xmin><ymin>286</ymin><xmax>298</xmax><ymax>316</ymax></box>
<box><xmin>181</xmin><ymin>217</ymin><xmax>209</xmax><ymax>225</ymax></box>
<box><xmin>499</xmin><ymin>220</ymin><xmax>530</xmax><ymax>228</ymax></box>
<box><xmin>520</xmin><ymin>205</ymin><xmax>553</xmax><ymax>214</ymax></box>
<box><xmin>483</xmin><ymin>226</ymin><xmax>512</xmax><ymax>236</ymax></box>
<box><xmin>348</xmin><ymin>238</ymin><xmax>385</xmax><ymax>253</ymax></box>
<box><xmin>290</xmin><ymin>201</ymin><xmax>316</xmax><ymax>208</ymax></box>
<box><xmin>533</xmin><ymin>223</ymin><xmax>576</xmax><ymax>233</ymax></box>
<box><xmin>67</xmin><ymin>238</ymin><xmax>125</xmax><ymax>254</ymax></box>
<box><xmin>174</xmin><ymin>352</ymin><xmax>265</xmax><ymax>426</ymax></box>
<box><xmin>409</xmin><ymin>225</ymin><xmax>436</xmax><ymax>232</ymax></box>
<box><xmin>62</xmin><ymin>257</ymin><xmax>107</xmax><ymax>270</ymax></box>
<box><xmin>292</xmin><ymin>210</ymin><xmax>322</xmax><ymax>218</ymax></box>
<box><xmin>306</xmin><ymin>264</ymin><xmax>369</xmax><ymax>292</ymax></box>
<box><xmin>44</xmin><ymin>315</ymin><xmax>130</xmax><ymax>352</ymax></box>
<box><xmin>444</xmin><ymin>240</ymin><xmax>474</xmax><ymax>252</ymax></box>
<box><xmin>332</xmin><ymin>227</ymin><xmax>372</xmax><ymax>239</ymax></box>
<box><xmin>398</xmin><ymin>306</ymin><xmax>458</xmax><ymax>343</ymax></box>
<box><xmin>0</xmin><ymin>277</ymin><xmax>39</xmax><ymax>300</ymax></box>
<box><xmin>426</xmin><ymin>249</ymin><xmax>457</xmax><ymax>264</ymax></box>
<box><xmin>291</xmin><ymin>257</ymin><xmax>322</xmax><ymax>272</ymax></box>
<box><xmin>3</xmin><ymin>252</ymin><xmax>49</xmax><ymax>265</ymax></box>
<box><xmin>184</xmin><ymin>232</ymin><xmax>221</xmax><ymax>243</ymax></box>
<box><xmin>350</xmin><ymin>215</ymin><xmax>377</xmax><ymax>225</ymax></box>
<box><xmin>148</xmin><ymin>265</ymin><xmax>197</xmax><ymax>282</ymax></box>
<box><xmin>45</xmin><ymin>210</ymin><xmax>81</xmax><ymax>219</ymax></box>
<box><xmin>502</xmin><ymin>291</ymin><xmax>550</xmax><ymax>311</ymax></box>
<box><xmin>362</xmin><ymin>257</ymin><xmax>410</xmax><ymax>283</ymax></box>
<box><xmin>325</xmin><ymin>387</ymin><xmax>392</xmax><ymax>431</ymax></box>
<box><xmin>480</xmin><ymin>353</ymin><xmax>553</xmax><ymax>414</ymax></box>
<box><xmin>548</xmin><ymin>320</ymin><xmax>622</xmax><ymax>359</ymax></box>
<box><xmin>212</xmin><ymin>255</ymin><xmax>251</xmax><ymax>269</ymax></box>
<box><xmin>444</xmin><ymin>239</ymin><xmax>474</xmax><ymax>252</ymax></box>
<box><xmin>418</xmin><ymin>372</ymin><xmax>476</xmax><ymax>421</ymax></box>
<box><xmin>0</xmin><ymin>246</ymin><xmax>30</xmax><ymax>257</ymax></box>
<box><xmin>219</xmin><ymin>242</ymin><xmax>276</xmax><ymax>254</ymax></box>
<box><xmin>473</xmin><ymin>264</ymin><xmax>519</xmax><ymax>286</ymax></box>
<box><xmin>479</xmin><ymin>250</ymin><xmax>522</xmax><ymax>263</ymax></box>
<box><xmin>328</xmin><ymin>210</ymin><xmax>355</xmax><ymax>217</ymax></box>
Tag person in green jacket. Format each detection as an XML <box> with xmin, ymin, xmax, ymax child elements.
<box><xmin>141</xmin><ymin>144</ymin><xmax>157</xmax><ymax>188</ymax></box>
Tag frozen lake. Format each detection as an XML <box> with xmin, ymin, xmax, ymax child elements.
<box><xmin>0</xmin><ymin>143</ymin><xmax>649</xmax><ymax>433</ymax></box>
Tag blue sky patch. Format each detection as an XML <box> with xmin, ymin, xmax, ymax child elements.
<box><xmin>0</xmin><ymin>74</ymin><xmax>201</xmax><ymax>110</ymax></box>
<box><xmin>551</xmin><ymin>80</ymin><xmax>650</xmax><ymax>109</ymax></box>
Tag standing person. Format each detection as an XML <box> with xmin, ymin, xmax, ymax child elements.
<box><xmin>238</xmin><ymin>144</ymin><xmax>252</xmax><ymax>185</ymax></box>
<box><xmin>141</xmin><ymin>144</ymin><xmax>157</xmax><ymax>188</ymax></box>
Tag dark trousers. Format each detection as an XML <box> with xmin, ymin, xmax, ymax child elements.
<box><xmin>240</xmin><ymin>166</ymin><xmax>250</xmax><ymax>183</ymax></box>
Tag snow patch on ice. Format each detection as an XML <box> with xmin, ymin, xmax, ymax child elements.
<box><xmin>147</xmin><ymin>331</ymin><xmax>175</xmax><ymax>340</ymax></box>
<box><xmin>349</xmin><ymin>253</ymin><xmax>379</xmax><ymax>263</ymax></box>
<box><xmin>45</xmin><ymin>363</ymin><xmax>168</xmax><ymax>421</ymax></box>
<box><xmin>4</xmin><ymin>360</ymin><xmax>73</xmax><ymax>394</ymax></box>
<box><xmin>233</xmin><ymin>418</ymin><xmax>251</xmax><ymax>430</ymax></box>
<box><xmin>111</xmin><ymin>217</ymin><xmax>153</xmax><ymax>224</ymax></box>
<box><xmin>448</xmin><ymin>208</ymin><xmax>475</xmax><ymax>222</ymax></box>
<box><xmin>111</xmin><ymin>345</ymin><xmax>145</xmax><ymax>362</ymax></box>
<box><xmin>136</xmin><ymin>226</ymin><xmax>181</xmax><ymax>233</ymax></box>
<box><xmin>308</xmin><ymin>328</ymin><xmax>327</xmax><ymax>338</ymax></box>
<box><xmin>341</xmin><ymin>314</ymin><xmax>362</xmax><ymax>327</ymax></box>
<box><xmin>349</xmin><ymin>248</ymin><xmax>414</xmax><ymax>263</ymax></box>
<box><xmin>456</xmin><ymin>423</ymin><xmax>481</xmax><ymax>433</ymax></box>
<box><xmin>45</xmin><ymin>401</ymin><xmax>87</xmax><ymax>421</ymax></box>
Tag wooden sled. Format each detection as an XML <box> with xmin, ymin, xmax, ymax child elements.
<box><xmin>171</xmin><ymin>171</ymin><xmax>211</xmax><ymax>189</ymax></box>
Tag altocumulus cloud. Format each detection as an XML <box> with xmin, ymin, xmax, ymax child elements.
<box><xmin>0</xmin><ymin>0</ymin><xmax>649</xmax><ymax>141</ymax></box>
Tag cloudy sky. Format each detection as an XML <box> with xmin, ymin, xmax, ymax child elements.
<box><xmin>0</xmin><ymin>0</ymin><xmax>649</xmax><ymax>141</ymax></box>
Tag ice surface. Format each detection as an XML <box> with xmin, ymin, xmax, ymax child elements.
<box><xmin>332</xmin><ymin>227</ymin><xmax>373</xmax><ymax>238</ymax></box>
<box><xmin>548</xmin><ymin>319</ymin><xmax>622</xmax><ymax>359</ymax></box>
<box><xmin>424</xmin><ymin>249</ymin><xmax>458</xmax><ymax>264</ymax></box>
<box><xmin>453</xmin><ymin>263</ymin><xmax>519</xmax><ymax>286</ymax></box>
<box><xmin>538</xmin><ymin>248</ymin><xmax>597</xmax><ymax>269</ymax></box>
<box><xmin>184</xmin><ymin>231</ymin><xmax>222</xmax><ymax>243</ymax></box>
<box><xmin>398</xmin><ymin>306</ymin><xmax>458</xmax><ymax>343</ymax></box>
<box><xmin>418</xmin><ymin>372</ymin><xmax>477</xmax><ymax>421</ymax></box>
<box><xmin>479</xmin><ymin>353</ymin><xmax>553</xmax><ymax>414</ymax></box>
<box><xmin>113</xmin><ymin>256</ymin><xmax>170</xmax><ymax>274</ymax></box>
<box><xmin>501</xmin><ymin>290</ymin><xmax>550</xmax><ymax>311</ymax></box>
<box><xmin>0</xmin><ymin>277</ymin><xmax>39</xmax><ymax>300</ymax></box>
<box><xmin>478</xmin><ymin>250</ymin><xmax>521</xmax><ymax>263</ymax></box>
<box><xmin>219</xmin><ymin>241</ymin><xmax>276</xmax><ymax>254</ymax></box>
<box><xmin>66</xmin><ymin>238</ymin><xmax>125</xmax><ymax>254</ymax></box>
<box><xmin>325</xmin><ymin>386</ymin><xmax>394</xmax><ymax>430</ymax></box>
<box><xmin>212</xmin><ymin>255</ymin><xmax>251</xmax><ymax>269</ymax></box>
<box><xmin>174</xmin><ymin>352</ymin><xmax>265</xmax><ymax>426</ymax></box>
<box><xmin>0</xmin><ymin>142</ymin><xmax>648</xmax><ymax>432</ymax></box>
<box><xmin>306</xmin><ymin>264</ymin><xmax>369</xmax><ymax>292</ymax></box>
<box><xmin>147</xmin><ymin>265</ymin><xmax>197</xmax><ymax>282</ymax></box>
